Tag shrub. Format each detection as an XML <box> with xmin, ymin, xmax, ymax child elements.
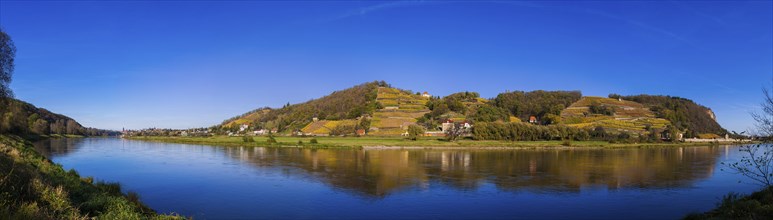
<box><xmin>310</xmin><ymin>138</ymin><xmax>318</xmax><ymax>144</ymax></box>
<box><xmin>242</xmin><ymin>136</ymin><xmax>254</xmax><ymax>142</ymax></box>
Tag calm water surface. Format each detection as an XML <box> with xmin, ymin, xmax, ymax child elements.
<box><xmin>34</xmin><ymin>138</ymin><xmax>759</xmax><ymax>219</ymax></box>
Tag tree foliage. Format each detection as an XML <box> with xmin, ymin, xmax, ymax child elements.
<box><xmin>407</xmin><ymin>125</ymin><xmax>425</xmax><ymax>141</ymax></box>
<box><xmin>493</xmin><ymin>90</ymin><xmax>582</xmax><ymax>123</ymax></box>
<box><xmin>470</xmin><ymin>104</ymin><xmax>509</xmax><ymax>123</ymax></box>
<box><xmin>0</xmin><ymin>99</ymin><xmax>117</xmax><ymax>136</ymax></box>
<box><xmin>221</xmin><ymin>81</ymin><xmax>381</xmax><ymax>132</ymax></box>
<box><xmin>0</xmin><ymin>27</ymin><xmax>16</xmax><ymax>99</ymax></box>
<box><xmin>588</xmin><ymin>100</ymin><xmax>615</xmax><ymax>116</ymax></box>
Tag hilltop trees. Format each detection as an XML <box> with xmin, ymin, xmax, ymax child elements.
<box><xmin>221</xmin><ymin>81</ymin><xmax>382</xmax><ymax>132</ymax></box>
<box><xmin>493</xmin><ymin>90</ymin><xmax>582</xmax><ymax>123</ymax></box>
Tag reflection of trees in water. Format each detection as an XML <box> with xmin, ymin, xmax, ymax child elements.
<box><xmin>32</xmin><ymin>138</ymin><xmax>86</xmax><ymax>157</ymax></box>
<box><xmin>221</xmin><ymin>147</ymin><xmax>428</xmax><ymax>198</ymax></box>
<box><xmin>222</xmin><ymin>146</ymin><xmax>724</xmax><ymax>197</ymax></box>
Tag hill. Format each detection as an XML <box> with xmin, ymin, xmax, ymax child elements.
<box><xmin>221</xmin><ymin>81</ymin><xmax>386</xmax><ymax>134</ymax></box>
<box><xmin>217</xmin><ymin>81</ymin><xmax>729</xmax><ymax>138</ymax></box>
<box><xmin>368</xmin><ymin>87</ymin><xmax>431</xmax><ymax>135</ymax></box>
<box><xmin>0</xmin><ymin>99</ymin><xmax>118</xmax><ymax>137</ymax></box>
<box><xmin>615</xmin><ymin>94</ymin><xmax>728</xmax><ymax>137</ymax></box>
<box><xmin>560</xmin><ymin>96</ymin><xmax>671</xmax><ymax>133</ymax></box>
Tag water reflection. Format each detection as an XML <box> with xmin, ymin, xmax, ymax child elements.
<box><xmin>34</xmin><ymin>139</ymin><xmax>723</xmax><ymax>198</ymax></box>
<box><xmin>33</xmin><ymin>138</ymin><xmax>87</xmax><ymax>157</ymax></box>
<box><xmin>218</xmin><ymin>146</ymin><xmax>721</xmax><ymax>197</ymax></box>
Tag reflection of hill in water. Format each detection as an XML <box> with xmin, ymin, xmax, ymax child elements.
<box><xmin>33</xmin><ymin>138</ymin><xmax>86</xmax><ymax>157</ymax></box>
<box><xmin>35</xmin><ymin>139</ymin><xmax>723</xmax><ymax>198</ymax></box>
<box><xmin>221</xmin><ymin>146</ymin><xmax>723</xmax><ymax>197</ymax></box>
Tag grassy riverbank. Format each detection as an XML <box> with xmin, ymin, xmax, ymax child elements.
<box><xmin>127</xmin><ymin>135</ymin><xmax>740</xmax><ymax>149</ymax></box>
<box><xmin>686</xmin><ymin>187</ymin><xmax>773</xmax><ymax>219</ymax></box>
<box><xmin>0</xmin><ymin>134</ymin><xmax>183</xmax><ymax>219</ymax></box>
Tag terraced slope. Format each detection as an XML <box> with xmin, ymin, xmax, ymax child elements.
<box><xmin>369</xmin><ymin>87</ymin><xmax>431</xmax><ymax>136</ymax></box>
<box><xmin>561</xmin><ymin>96</ymin><xmax>671</xmax><ymax>133</ymax></box>
<box><xmin>300</xmin><ymin>119</ymin><xmax>359</xmax><ymax>135</ymax></box>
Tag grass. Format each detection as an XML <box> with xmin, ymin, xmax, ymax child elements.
<box><xmin>127</xmin><ymin>135</ymin><xmax>732</xmax><ymax>149</ymax></box>
<box><xmin>685</xmin><ymin>187</ymin><xmax>773</xmax><ymax>219</ymax></box>
<box><xmin>0</xmin><ymin>134</ymin><xmax>184</xmax><ymax>219</ymax></box>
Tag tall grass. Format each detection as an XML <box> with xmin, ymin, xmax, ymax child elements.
<box><xmin>0</xmin><ymin>134</ymin><xmax>184</xmax><ymax>219</ymax></box>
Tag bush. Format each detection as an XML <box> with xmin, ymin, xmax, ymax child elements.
<box><xmin>407</xmin><ymin>125</ymin><xmax>425</xmax><ymax>141</ymax></box>
<box><xmin>310</xmin><ymin>138</ymin><xmax>318</xmax><ymax>144</ymax></box>
<box><xmin>242</xmin><ymin>136</ymin><xmax>254</xmax><ymax>142</ymax></box>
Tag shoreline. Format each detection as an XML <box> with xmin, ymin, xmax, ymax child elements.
<box><xmin>124</xmin><ymin>135</ymin><xmax>752</xmax><ymax>150</ymax></box>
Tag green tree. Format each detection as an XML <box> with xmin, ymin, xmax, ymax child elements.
<box><xmin>407</xmin><ymin>125</ymin><xmax>425</xmax><ymax>141</ymax></box>
<box><xmin>471</xmin><ymin>105</ymin><xmax>508</xmax><ymax>122</ymax></box>
<box><xmin>0</xmin><ymin>27</ymin><xmax>16</xmax><ymax>100</ymax></box>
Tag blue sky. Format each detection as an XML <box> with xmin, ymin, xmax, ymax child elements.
<box><xmin>0</xmin><ymin>1</ymin><xmax>771</xmax><ymax>132</ymax></box>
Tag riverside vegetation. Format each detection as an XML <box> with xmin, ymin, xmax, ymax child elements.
<box><xmin>0</xmin><ymin>134</ymin><xmax>183</xmax><ymax>219</ymax></box>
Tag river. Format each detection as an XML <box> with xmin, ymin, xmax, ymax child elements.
<box><xmin>33</xmin><ymin>138</ymin><xmax>758</xmax><ymax>219</ymax></box>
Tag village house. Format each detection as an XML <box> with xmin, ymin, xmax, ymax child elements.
<box><xmin>421</xmin><ymin>91</ymin><xmax>431</xmax><ymax>98</ymax></box>
<box><xmin>253</xmin><ymin>129</ymin><xmax>268</xmax><ymax>135</ymax></box>
<box><xmin>439</xmin><ymin>120</ymin><xmax>472</xmax><ymax>132</ymax></box>
<box><xmin>528</xmin><ymin>116</ymin><xmax>538</xmax><ymax>124</ymax></box>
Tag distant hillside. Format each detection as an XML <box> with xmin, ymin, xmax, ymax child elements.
<box><xmin>616</xmin><ymin>94</ymin><xmax>728</xmax><ymax>137</ymax></box>
<box><xmin>368</xmin><ymin>87</ymin><xmax>430</xmax><ymax>135</ymax></box>
<box><xmin>217</xmin><ymin>81</ymin><xmax>728</xmax><ymax>138</ymax></box>
<box><xmin>0</xmin><ymin>99</ymin><xmax>118</xmax><ymax>137</ymax></box>
<box><xmin>221</xmin><ymin>81</ymin><xmax>385</xmax><ymax>133</ymax></box>
<box><xmin>561</xmin><ymin>96</ymin><xmax>671</xmax><ymax>133</ymax></box>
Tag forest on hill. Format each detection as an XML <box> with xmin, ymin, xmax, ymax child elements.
<box><xmin>616</xmin><ymin>94</ymin><xmax>728</xmax><ymax>137</ymax></box>
<box><xmin>219</xmin><ymin>81</ymin><xmax>387</xmax><ymax>133</ymax></box>
<box><xmin>219</xmin><ymin>81</ymin><xmax>727</xmax><ymax>140</ymax></box>
<box><xmin>0</xmin><ymin>99</ymin><xmax>118</xmax><ymax>137</ymax></box>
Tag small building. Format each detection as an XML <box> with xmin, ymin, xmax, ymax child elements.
<box><xmin>528</xmin><ymin>116</ymin><xmax>538</xmax><ymax>124</ymax></box>
<box><xmin>254</xmin><ymin>129</ymin><xmax>268</xmax><ymax>135</ymax></box>
<box><xmin>440</xmin><ymin>120</ymin><xmax>455</xmax><ymax>132</ymax></box>
<box><xmin>239</xmin><ymin>124</ymin><xmax>249</xmax><ymax>132</ymax></box>
<box><xmin>356</xmin><ymin>129</ymin><xmax>366</xmax><ymax>136</ymax></box>
<box><xmin>421</xmin><ymin>92</ymin><xmax>431</xmax><ymax>98</ymax></box>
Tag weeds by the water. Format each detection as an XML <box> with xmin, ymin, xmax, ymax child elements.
<box><xmin>685</xmin><ymin>188</ymin><xmax>773</xmax><ymax>219</ymax></box>
<box><xmin>0</xmin><ymin>134</ymin><xmax>184</xmax><ymax>219</ymax></box>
